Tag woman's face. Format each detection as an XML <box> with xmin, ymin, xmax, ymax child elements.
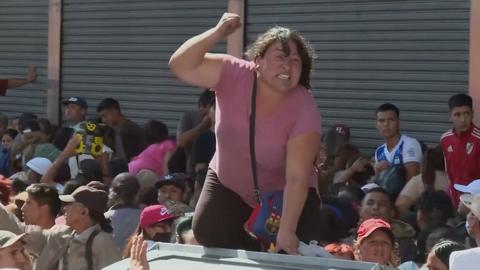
<box><xmin>255</xmin><ymin>39</ymin><xmax>302</xmax><ymax>93</ymax></box>
<box><xmin>426</xmin><ymin>251</ymin><xmax>448</xmax><ymax>270</ymax></box>
<box><xmin>1</xmin><ymin>134</ymin><xmax>13</xmax><ymax>149</ymax></box>
<box><xmin>0</xmin><ymin>241</ymin><xmax>28</xmax><ymax>270</ymax></box>
<box><xmin>357</xmin><ymin>230</ymin><xmax>393</xmax><ymax>265</ymax></box>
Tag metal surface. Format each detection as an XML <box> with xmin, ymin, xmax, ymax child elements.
<box><xmin>103</xmin><ymin>242</ymin><xmax>381</xmax><ymax>270</ymax></box>
<box><xmin>61</xmin><ymin>0</ymin><xmax>228</xmax><ymax>131</ymax></box>
<box><xmin>0</xmin><ymin>0</ymin><xmax>49</xmax><ymax>118</ymax></box>
<box><xmin>246</xmin><ymin>0</ymin><xmax>470</xmax><ymax>154</ymax></box>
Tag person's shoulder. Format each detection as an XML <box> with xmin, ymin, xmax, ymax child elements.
<box><xmin>401</xmin><ymin>134</ymin><xmax>421</xmax><ymax>146</ymax></box>
<box><xmin>162</xmin><ymin>139</ymin><xmax>177</xmax><ymax>147</ymax></box>
<box><xmin>217</xmin><ymin>55</ymin><xmax>255</xmax><ymax>81</ymax></box>
<box><xmin>375</xmin><ymin>143</ymin><xmax>386</xmax><ymax>153</ymax></box>
<box><xmin>41</xmin><ymin>224</ymin><xmax>72</xmax><ymax>236</ymax></box>
<box><xmin>92</xmin><ymin>230</ymin><xmax>117</xmax><ymax>247</ymax></box>
<box><xmin>222</xmin><ymin>54</ymin><xmax>254</xmax><ymax>69</ymax></box>
<box><xmin>470</xmin><ymin>125</ymin><xmax>480</xmax><ymax>141</ymax></box>
<box><xmin>122</xmin><ymin>119</ymin><xmax>142</xmax><ymax>133</ymax></box>
<box><xmin>450</xmin><ymin>247</ymin><xmax>480</xmax><ymax>265</ymax></box>
<box><xmin>440</xmin><ymin>129</ymin><xmax>454</xmax><ymax>141</ymax></box>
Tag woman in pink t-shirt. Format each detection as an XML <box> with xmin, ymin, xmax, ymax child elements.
<box><xmin>128</xmin><ymin>120</ymin><xmax>176</xmax><ymax>177</ymax></box>
<box><xmin>169</xmin><ymin>13</ymin><xmax>324</xmax><ymax>254</ymax></box>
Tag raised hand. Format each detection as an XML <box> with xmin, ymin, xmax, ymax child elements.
<box><xmin>27</xmin><ymin>64</ymin><xmax>37</xmax><ymax>83</ymax></box>
<box><xmin>130</xmin><ymin>235</ymin><xmax>149</xmax><ymax>270</ymax></box>
<box><xmin>214</xmin><ymin>13</ymin><xmax>241</xmax><ymax>38</ymax></box>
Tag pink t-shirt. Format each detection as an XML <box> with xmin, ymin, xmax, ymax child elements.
<box><xmin>210</xmin><ymin>55</ymin><xmax>322</xmax><ymax>207</ymax></box>
<box><xmin>128</xmin><ymin>140</ymin><xmax>176</xmax><ymax>177</ymax></box>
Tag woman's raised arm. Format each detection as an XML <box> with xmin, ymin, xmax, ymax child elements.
<box><xmin>168</xmin><ymin>13</ymin><xmax>241</xmax><ymax>89</ymax></box>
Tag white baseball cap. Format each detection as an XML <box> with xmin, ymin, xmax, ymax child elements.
<box><xmin>460</xmin><ymin>193</ymin><xmax>480</xmax><ymax>219</ymax></box>
<box><xmin>454</xmin><ymin>179</ymin><xmax>480</xmax><ymax>194</ymax></box>
<box><xmin>26</xmin><ymin>157</ymin><xmax>52</xmax><ymax>176</ymax></box>
<box><xmin>361</xmin><ymin>183</ymin><xmax>380</xmax><ymax>193</ymax></box>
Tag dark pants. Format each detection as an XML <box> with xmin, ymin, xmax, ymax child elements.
<box><xmin>192</xmin><ymin>169</ymin><xmax>324</xmax><ymax>251</ymax></box>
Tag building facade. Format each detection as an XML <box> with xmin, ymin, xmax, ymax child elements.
<box><xmin>0</xmin><ymin>0</ymin><xmax>476</xmax><ymax>154</ymax></box>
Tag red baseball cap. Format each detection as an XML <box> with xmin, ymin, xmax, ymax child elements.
<box><xmin>356</xmin><ymin>218</ymin><xmax>394</xmax><ymax>243</ymax></box>
<box><xmin>139</xmin><ymin>204</ymin><xmax>177</xmax><ymax>229</ymax></box>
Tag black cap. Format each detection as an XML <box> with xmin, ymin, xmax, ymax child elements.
<box><xmin>21</xmin><ymin>120</ymin><xmax>41</xmax><ymax>134</ymax></box>
<box><xmin>62</xmin><ymin>97</ymin><xmax>88</xmax><ymax>109</ymax></box>
<box><xmin>155</xmin><ymin>173</ymin><xmax>188</xmax><ymax>192</ymax></box>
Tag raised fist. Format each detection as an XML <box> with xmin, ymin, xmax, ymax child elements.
<box><xmin>215</xmin><ymin>13</ymin><xmax>241</xmax><ymax>38</ymax></box>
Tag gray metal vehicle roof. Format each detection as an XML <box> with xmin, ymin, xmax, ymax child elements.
<box><xmin>103</xmin><ymin>242</ymin><xmax>385</xmax><ymax>270</ymax></box>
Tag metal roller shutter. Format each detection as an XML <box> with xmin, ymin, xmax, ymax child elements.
<box><xmin>246</xmin><ymin>0</ymin><xmax>470</xmax><ymax>154</ymax></box>
<box><xmin>61</xmin><ymin>0</ymin><xmax>227</xmax><ymax>132</ymax></box>
<box><xmin>0</xmin><ymin>0</ymin><xmax>49</xmax><ymax>118</ymax></box>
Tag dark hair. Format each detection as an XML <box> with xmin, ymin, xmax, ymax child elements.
<box><xmin>448</xmin><ymin>93</ymin><xmax>472</xmax><ymax>110</ymax></box>
<box><xmin>96</xmin><ymin>98</ymin><xmax>121</xmax><ymax>113</ymax></box>
<box><xmin>198</xmin><ymin>89</ymin><xmax>215</xmax><ymax>108</ymax></box>
<box><xmin>108</xmin><ymin>158</ymin><xmax>129</xmax><ymax>179</ymax></box>
<box><xmin>52</xmin><ymin>127</ymin><xmax>74</xmax><ymax>151</ymax></box>
<box><xmin>376</xmin><ymin>103</ymin><xmax>400</xmax><ymax>118</ymax></box>
<box><xmin>26</xmin><ymin>183</ymin><xmax>62</xmax><ymax>217</ymax></box>
<box><xmin>337</xmin><ymin>185</ymin><xmax>365</xmax><ymax>204</ymax></box>
<box><xmin>79</xmin><ymin>159</ymin><xmax>103</xmax><ymax>182</ymax></box>
<box><xmin>167</xmin><ymin>147</ymin><xmax>187</xmax><ymax>174</ymax></box>
<box><xmin>137</xmin><ymin>186</ymin><xmax>159</xmax><ymax>206</ymax></box>
<box><xmin>112</xmin><ymin>174</ymin><xmax>140</xmax><ymax>205</ymax></box>
<box><xmin>55</xmin><ymin>162</ymin><xmax>71</xmax><ymax>184</ymax></box>
<box><xmin>144</xmin><ymin>120</ymin><xmax>168</xmax><ymax>145</ymax></box>
<box><xmin>334</xmin><ymin>144</ymin><xmax>360</xmax><ymax>169</ymax></box>
<box><xmin>38</xmin><ymin>118</ymin><xmax>54</xmax><ymax>141</ymax></box>
<box><xmin>245</xmin><ymin>26</ymin><xmax>315</xmax><ymax>89</ymax></box>
<box><xmin>11</xmin><ymin>179</ymin><xmax>28</xmax><ymax>194</ymax></box>
<box><xmin>416</xmin><ymin>224</ymin><xmax>448</xmax><ymax>263</ymax></box>
<box><xmin>417</xmin><ymin>190</ymin><xmax>454</xmax><ymax>228</ymax></box>
<box><xmin>21</xmin><ymin>119</ymin><xmax>41</xmax><ymax>133</ymax></box>
<box><xmin>322</xmin><ymin>196</ymin><xmax>360</xmax><ymax>237</ymax></box>
<box><xmin>18</xmin><ymin>112</ymin><xmax>37</xmax><ymax>131</ymax></box>
<box><xmin>422</xmin><ymin>146</ymin><xmax>445</xmax><ymax>190</ymax></box>
<box><xmin>365</xmin><ymin>187</ymin><xmax>393</xmax><ymax>203</ymax></box>
<box><xmin>3</xmin><ymin>128</ymin><xmax>18</xmax><ymax>140</ymax></box>
<box><xmin>431</xmin><ymin>240</ymin><xmax>464</xmax><ymax>268</ymax></box>
<box><xmin>175</xmin><ymin>216</ymin><xmax>193</xmax><ymax>244</ymax></box>
<box><xmin>61</xmin><ymin>180</ymin><xmax>82</xmax><ymax>195</ymax></box>
<box><xmin>90</xmin><ymin>210</ymin><xmax>113</xmax><ymax>233</ymax></box>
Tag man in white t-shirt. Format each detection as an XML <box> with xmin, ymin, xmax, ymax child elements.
<box><xmin>374</xmin><ymin>103</ymin><xmax>423</xmax><ymax>183</ymax></box>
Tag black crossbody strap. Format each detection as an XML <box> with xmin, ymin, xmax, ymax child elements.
<box><xmin>86</xmin><ymin>230</ymin><xmax>100</xmax><ymax>270</ymax></box>
<box><xmin>249</xmin><ymin>73</ymin><xmax>261</xmax><ymax>204</ymax></box>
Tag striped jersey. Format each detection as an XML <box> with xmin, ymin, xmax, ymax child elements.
<box><xmin>440</xmin><ymin>124</ymin><xmax>480</xmax><ymax>207</ymax></box>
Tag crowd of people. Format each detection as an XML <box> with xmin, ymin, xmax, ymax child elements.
<box><xmin>0</xmin><ymin>12</ymin><xmax>479</xmax><ymax>270</ymax></box>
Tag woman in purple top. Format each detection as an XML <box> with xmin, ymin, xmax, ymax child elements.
<box><xmin>169</xmin><ymin>13</ymin><xmax>324</xmax><ymax>254</ymax></box>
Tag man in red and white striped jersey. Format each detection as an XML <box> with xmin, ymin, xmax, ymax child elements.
<box><xmin>440</xmin><ymin>93</ymin><xmax>480</xmax><ymax>208</ymax></box>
